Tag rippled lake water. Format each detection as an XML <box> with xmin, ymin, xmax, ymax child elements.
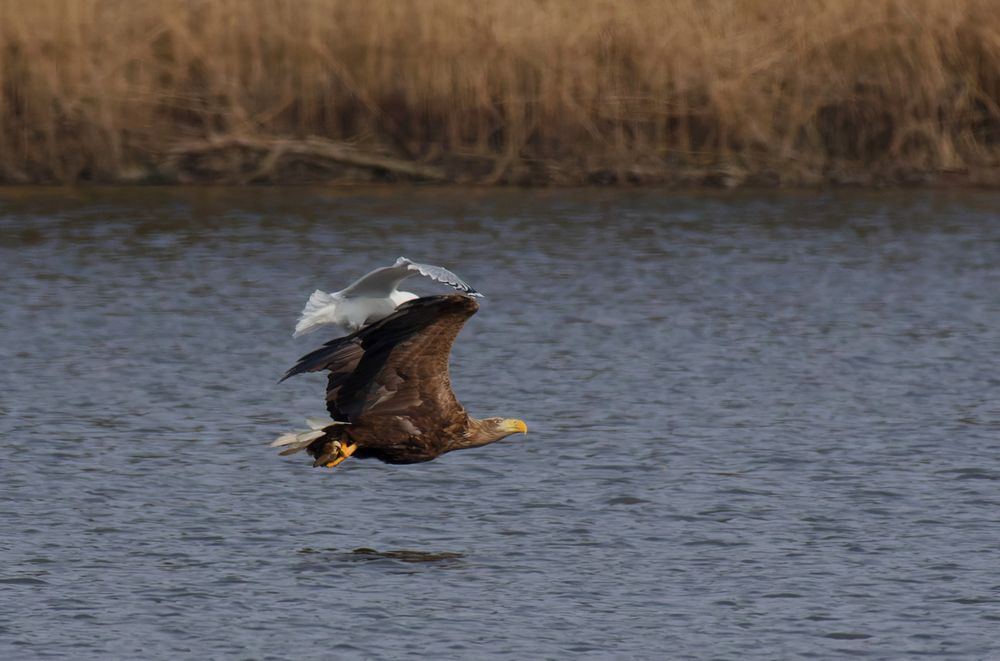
<box><xmin>1</xmin><ymin>187</ymin><xmax>999</xmax><ymax>659</ymax></box>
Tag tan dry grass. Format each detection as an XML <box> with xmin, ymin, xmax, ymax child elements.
<box><xmin>2</xmin><ymin>0</ymin><xmax>1000</xmax><ymax>184</ymax></box>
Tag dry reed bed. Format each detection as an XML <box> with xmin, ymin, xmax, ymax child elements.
<box><xmin>2</xmin><ymin>0</ymin><xmax>1000</xmax><ymax>185</ymax></box>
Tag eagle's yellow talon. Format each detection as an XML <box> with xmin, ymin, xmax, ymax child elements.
<box><xmin>325</xmin><ymin>442</ymin><xmax>358</xmax><ymax>468</ymax></box>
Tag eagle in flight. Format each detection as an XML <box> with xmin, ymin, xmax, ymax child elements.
<box><xmin>273</xmin><ymin>294</ymin><xmax>526</xmax><ymax>468</ymax></box>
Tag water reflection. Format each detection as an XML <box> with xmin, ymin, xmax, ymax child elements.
<box><xmin>298</xmin><ymin>547</ymin><xmax>465</xmax><ymax>564</ymax></box>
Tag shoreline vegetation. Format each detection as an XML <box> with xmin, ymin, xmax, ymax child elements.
<box><xmin>2</xmin><ymin>0</ymin><xmax>1000</xmax><ymax>187</ymax></box>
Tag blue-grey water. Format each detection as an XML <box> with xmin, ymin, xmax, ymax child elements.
<box><xmin>1</xmin><ymin>187</ymin><xmax>999</xmax><ymax>659</ymax></box>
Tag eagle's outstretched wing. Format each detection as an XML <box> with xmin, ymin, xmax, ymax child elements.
<box><xmin>281</xmin><ymin>294</ymin><xmax>479</xmax><ymax>428</ymax></box>
<box><xmin>339</xmin><ymin>257</ymin><xmax>482</xmax><ymax>298</ymax></box>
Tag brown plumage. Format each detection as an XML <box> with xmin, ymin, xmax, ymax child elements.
<box><xmin>275</xmin><ymin>294</ymin><xmax>527</xmax><ymax>467</ymax></box>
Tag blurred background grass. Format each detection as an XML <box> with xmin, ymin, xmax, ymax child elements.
<box><xmin>2</xmin><ymin>0</ymin><xmax>1000</xmax><ymax>185</ymax></box>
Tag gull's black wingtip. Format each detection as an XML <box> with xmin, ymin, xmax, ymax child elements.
<box><xmin>461</xmin><ymin>284</ymin><xmax>484</xmax><ymax>297</ymax></box>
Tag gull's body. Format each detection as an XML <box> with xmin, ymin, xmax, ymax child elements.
<box><xmin>294</xmin><ymin>257</ymin><xmax>480</xmax><ymax>337</ymax></box>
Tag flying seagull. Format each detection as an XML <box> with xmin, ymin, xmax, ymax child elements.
<box><xmin>293</xmin><ymin>257</ymin><xmax>481</xmax><ymax>337</ymax></box>
<box><xmin>273</xmin><ymin>294</ymin><xmax>526</xmax><ymax>468</ymax></box>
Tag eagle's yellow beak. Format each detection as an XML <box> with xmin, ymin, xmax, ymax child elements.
<box><xmin>502</xmin><ymin>419</ymin><xmax>528</xmax><ymax>434</ymax></box>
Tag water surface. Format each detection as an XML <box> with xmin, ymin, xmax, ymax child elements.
<box><xmin>1</xmin><ymin>187</ymin><xmax>999</xmax><ymax>659</ymax></box>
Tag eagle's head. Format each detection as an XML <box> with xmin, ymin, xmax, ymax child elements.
<box><xmin>458</xmin><ymin>417</ymin><xmax>528</xmax><ymax>450</ymax></box>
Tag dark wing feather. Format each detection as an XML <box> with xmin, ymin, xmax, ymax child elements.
<box><xmin>281</xmin><ymin>294</ymin><xmax>479</xmax><ymax>426</ymax></box>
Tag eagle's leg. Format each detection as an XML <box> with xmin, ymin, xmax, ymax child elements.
<box><xmin>324</xmin><ymin>442</ymin><xmax>358</xmax><ymax>468</ymax></box>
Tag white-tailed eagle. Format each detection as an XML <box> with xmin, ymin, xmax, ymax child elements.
<box><xmin>274</xmin><ymin>294</ymin><xmax>526</xmax><ymax>468</ymax></box>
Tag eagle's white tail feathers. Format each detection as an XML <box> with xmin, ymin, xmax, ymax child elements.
<box><xmin>293</xmin><ymin>290</ymin><xmax>337</xmax><ymax>337</ymax></box>
<box><xmin>305</xmin><ymin>416</ymin><xmax>337</xmax><ymax>430</ymax></box>
<box><xmin>271</xmin><ymin>417</ymin><xmax>349</xmax><ymax>456</ymax></box>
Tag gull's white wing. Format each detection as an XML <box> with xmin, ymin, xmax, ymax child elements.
<box><xmin>338</xmin><ymin>264</ymin><xmax>416</xmax><ymax>297</ymax></box>
<box><xmin>396</xmin><ymin>257</ymin><xmax>482</xmax><ymax>297</ymax></box>
<box><xmin>339</xmin><ymin>257</ymin><xmax>482</xmax><ymax>298</ymax></box>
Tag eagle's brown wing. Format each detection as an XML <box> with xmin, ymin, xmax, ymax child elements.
<box><xmin>281</xmin><ymin>294</ymin><xmax>478</xmax><ymax>434</ymax></box>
